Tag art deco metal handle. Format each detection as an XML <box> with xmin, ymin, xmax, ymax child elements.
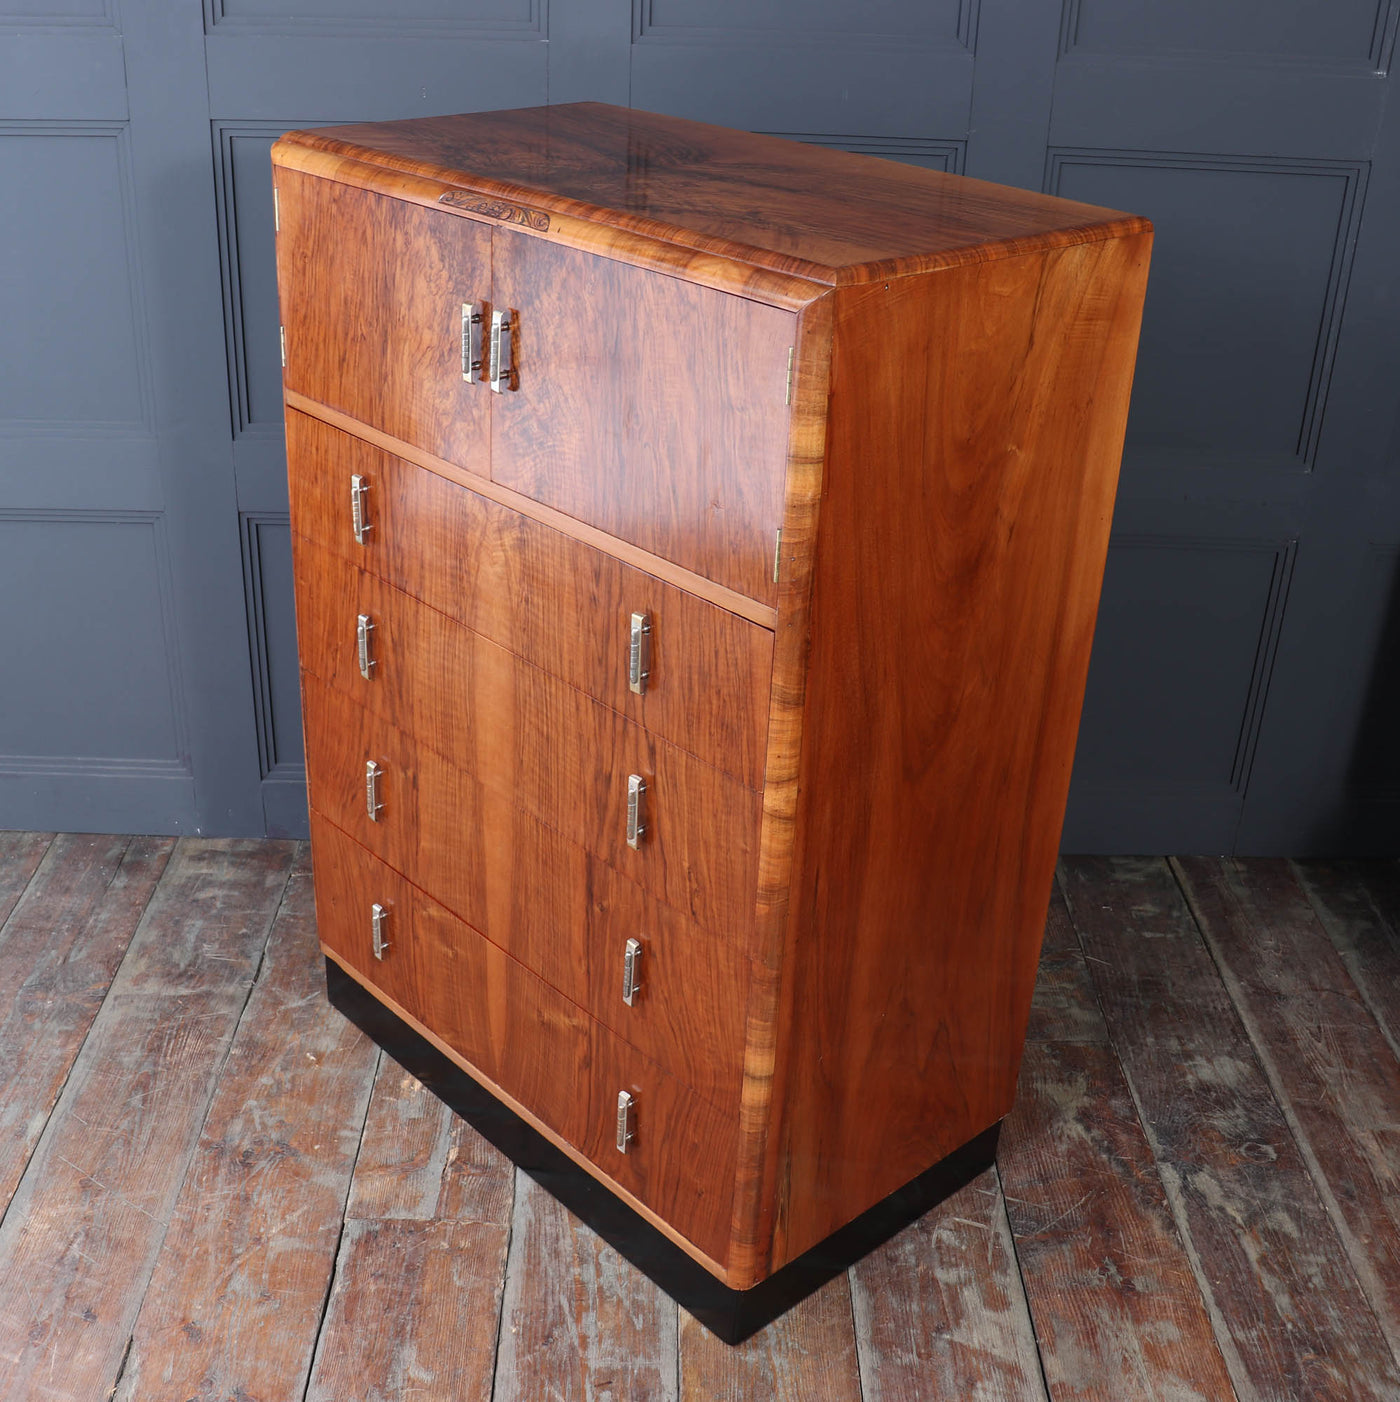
<box><xmin>365</xmin><ymin>759</ymin><xmax>384</xmax><ymax>822</ymax></box>
<box><xmin>489</xmin><ymin>307</ymin><xmax>516</xmax><ymax>393</ymax></box>
<box><xmin>461</xmin><ymin>302</ymin><xmax>484</xmax><ymax>383</ymax></box>
<box><xmin>356</xmin><ymin>613</ymin><xmax>375</xmax><ymax>680</ymax></box>
<box><xmin>628</xmin><ymin>612</ymin><xmax>651</xmax><ymax>695</ymax></box>
<box><xmin>616</xmin><ymin>1090</ymin><xmax>635</xmax><ymax>1153</ymax></box>
<box><xmin>626</xmin><ymin>775</ymin><xmax>647</xmax><ymax>849</ymax></box>
<box><xmin>350</xmin><ymin>474</ymin><xmax>371</xmax><ymax>544</ymax></box>
<box><xmin>622</xmin><ymin>938</ymin><xmax>643</xmax><ymax>1006</ymax></box>
<box><xmin>371</xmin><ymin>903</ymin><xmax>390</xmax><ymax>961</ymax></box>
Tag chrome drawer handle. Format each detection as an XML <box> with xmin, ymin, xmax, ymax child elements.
<box><xmin>622</xmin><ymin>937</ymin><xmax>643</xmax><ymax>1006</ymax></box>
<box><xmin>365</xmin><ymin>759</ymin><xmax>384</xmax><ymax>821</ymax></box>
<box><xmin>371</xmin><ymin>902</ymin><xmax>390</xmax><ymax>960</ymax></box>
<box><xmin>489</xmin><ymin>307</ymin><xmax>516</xmax><ymax>393</ymax></box>
<box><xmin>356</xmin><ymin>613</ymin><xmax>375</xmax><ymax>679</ymax></box>
<box><xmin>626</xmin><ymin>774</ymin><xmax>647</xmax><ymax>849</ymax></box>
<box><xmin>616</xmin><ymin>1090</ymin><xmax>635</xmax><ymax>1153</ymax></box>
<box><xmin>461</xmin><ymin>301</ymin><xmax>484</xmax><ymax>383</ymax></box>
<box><xmin>628</xmin><ymin>612</ymin><xmax>651</xmax><ymax>695</ymax></box>
<box><xmin>350</xmin><ymin>474</ymin><xmax>371</xmax><ymax>544</ymax></box>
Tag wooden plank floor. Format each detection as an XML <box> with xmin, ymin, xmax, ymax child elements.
<box><xmin>1</xmin><ymin>839</ymin><xmax>1398</xmax><ymax>1400</ymax></box>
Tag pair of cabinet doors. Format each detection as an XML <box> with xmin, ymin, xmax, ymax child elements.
<box><xmin>277</xmin><ymin>170</ymin><xmax>795</xmax><ymax>607</ymax></box>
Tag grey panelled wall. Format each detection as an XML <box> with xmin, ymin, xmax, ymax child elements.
<box><xmin>1</xmin><ymin>1</ymin><xmax>1398</xmax><ymax>854</ymax></box>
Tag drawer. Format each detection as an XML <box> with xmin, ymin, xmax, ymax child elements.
<box><xmin>300</xmin><ymin>677</ymin><xmax>750</xmax><ymax>1106</ymax></box>
<box><xmin>294</xmin><ymin>566</ymin><xmax>762</xmax><ymax>938</ymax></box>
<box><xmin>310</xmin><ymin>813</ymin><xmax>739</xmax><ymax>1267</ymax></box>
<box><xmin>286</xmin><ymin>409</ymin><xmax>772</xmax><ymax>791</ymax></box>
<box><xmin>491</xmin><ymin>232</ymin><xmax>794</xmax><ymax>605</ymax></box>
<box><xmin>277</xmin><ymin>172</ymin><xmax>491</xmax><ymax>472</ymax></box>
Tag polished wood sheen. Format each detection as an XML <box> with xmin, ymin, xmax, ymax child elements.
<box><xmin>299</xmin><ymin>684</ymin><xmax>750</xmax><ymax>1110</ymax></box>
<box><xmin>277</xmin><ymin>102</ymin><xmax>1146</xmax><ymax>286</ymax></box>
<box><xmin>272</xmin><ymin>142</ymin><xmax>826</xmax><ymax>312</ymax></box>
<box><xmin>285</xmin><ymin>393</ymin><xmax>779</xmax><ymax>628</ymax></box>
<box><xmin>293</xmin><ymin>576</ymin><xmax>762</xmax><ymax>941</ymax></box>
<box><xmin>766</xmin><ymin>233</ymin><xmax>1153</xmax><ymax>1268</ymax></box>
<box><xmin>309</xmin><ymin>814</ymin><xmax>739</xmax><ymax>1265</ymax></box>
<box><xmin>277</xmin><ymin>171</ymin><xmax>490</xmax><ymax>471</ymax></box>
<box><xmin>490</xmin><ymin>234</ymin><xmax>794</xmax><ymax>603</ymax></box>
<box><xmin>276</xmin><ymin>102</ymin><xmax>1151</xmax><ymax>1311</ymax></box>
<box><xmin>285</xmin><ymin>410</ymin><xmax>772</xmax><ymax>790</ymax></box>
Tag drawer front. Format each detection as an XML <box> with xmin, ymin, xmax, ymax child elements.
<box><xmin>294</xmin><ymin>555</ymin><xmax>762</xmax><ymax>937</ymax></box>
<box><xmin>300</xmin><ymin>675</ymin><xmax>750</xmax><ymax>1106</ymax></box>
<box><xmin>490</xmin><ymin>232</ymin><xmax>794</xmax><ymax>605</ymax></box>
<box><xmin>310</xmin><ymin>813</ymin><xmax>739</xmax><ymax>1266</ymax></box>
<box><xmin>286</xmin><ymin>409</ymin><xmax>772</xmax><ymax>791</ymax></box>
<box><xmin>277</xmin><ymin>172</ymin><xmax>492</xmax><ymax>472</ymax></box>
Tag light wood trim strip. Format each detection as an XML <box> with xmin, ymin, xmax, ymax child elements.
<box><xmin>283</xmin><ymin>390</ymin><xmax>780</xmax><ymax>630</ymax></box>
<box><xmin>322</xmin><ymin>947</ymin><xmax>739</xmax><ymax>1285</ymax></box>
<box><xmin>725</xmin><ymin>291</ymin><xmax>836</xmax><ymax>1287</ymax></box>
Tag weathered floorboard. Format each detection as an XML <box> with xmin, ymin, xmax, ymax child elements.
<box><xmin>852</xmin><ymin>1170</ymin><xmax>1046</xmax><ymax>1402</ymax></box>
<box><xmin>1295</xmin><ymin>859</ymin><xmax>1400</xmax><ymax>1061</ymax></box>
<box><xmin>5</xmin><ymin>834</ymin><xmax>1400</xmax><ymax>1397</ymax></box>
<box><xmin>0</xmin><ymin>833</ymin><xmax>171</xmax><ymax>1216</ymax></box>
<box><xmin>1003</xmin><ymin>1042</ymin><xmax>1236</xmax><ymax>1402</ymax></box>
<box><xmin>680</xmin><ymin>1274</ymin><xmax>861</xmax><ymax>1402</ymax></box>
<box><xmin>304</xmin><ymin>1217</ymin><xmax>511</xmax><ymax>1402</ymax></box>
<box><xmin>115</xmin><ymin>846</ymin><xmax>382</xmax><ymax>1402</ymax></box>
<box><xmin>1024</xmin><ymin>880</ymin><xmax>1107</xmax><ymax>1047</ymax></box>
<box><xmin>344</xmin><ymin>1055</ymin><xmax>515</xmax><ymax>1226</ymax></box>
<box><xmin>497</xmin><ymin>1172</ymin><xmax>679</xmax><ymax>1401</ymax></box>
<box><xmin>999</xmin><ymin>875</ymin><xmax>1236</xmax><ymax>1401</ymax></box>
<box><xmin>1061</xmin><ymin>856</ymin><xmax>1400</xmax><ymax>1402</ymax></box>
<box><xmin>0</xmin><ymin>829</ymin><xmax>52</xmax><ymax>930</ymax></box>
<box><xmin>1174</xmin><ymin>856</ymin><xmax>1400</xmax><ymax>1365</ymax></box>
<box><xmin>304</xmin><ymin>1055</ymin><xmax>516</xmax><ymax>1401</ymax></box>
<box><xmin>0</xmin><ymin>838</ymin><xmax>296</xmax><ymax>1402</ymax></box>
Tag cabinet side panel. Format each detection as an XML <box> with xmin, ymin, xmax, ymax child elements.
<box><xmin>772</xmin><ymin>234</ymin><xmax>1151</xmax><ymax>1267</ymax></box>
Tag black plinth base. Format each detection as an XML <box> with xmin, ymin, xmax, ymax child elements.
<box><xmin>326</xmin><ymin>957</ymin><xmax>1001</xmax><ymax>1344</ymax></box>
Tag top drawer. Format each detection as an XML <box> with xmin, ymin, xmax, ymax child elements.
<box><xmin>286</xmin><ymin>410</ymin><xmax>773</xmax><ymax>791</ymax></box>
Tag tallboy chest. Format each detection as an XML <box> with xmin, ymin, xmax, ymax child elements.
<box><xmin>274</xmin><ymin>101</ymin><xmax>1150</xmax><ymax>1342</ymax></box>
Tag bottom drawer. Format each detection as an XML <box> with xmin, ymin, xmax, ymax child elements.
<box><xmin>310</xmin><ymin>810</ymin><xmax>740</xmax><ymax>1269</ymax></box>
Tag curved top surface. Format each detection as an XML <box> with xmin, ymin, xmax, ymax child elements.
<box><xmin>277</xmin><ymin>102</ymin><xmax>1149</xmax><ymax>286</ymax></box>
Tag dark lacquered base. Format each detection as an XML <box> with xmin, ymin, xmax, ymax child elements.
<box><xmin>326</xmin><ymin>957</ymin><xmax>1001</xmax><ymax>1344</ymax></box>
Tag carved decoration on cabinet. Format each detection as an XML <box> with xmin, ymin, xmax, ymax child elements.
<box><xmin>438</xmin><ymin>189</ymin><xmax>552</xmax><ymax>229</ymax></box>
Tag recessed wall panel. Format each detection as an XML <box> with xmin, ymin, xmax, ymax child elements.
<box><xmin>0</xmin><ymin>126</ymin><xmax>147</xmax><ymax>428</ymax></box>
<box><xmin>1064</xmin><ymin>0</ymin><xmax>1395</xmax><ymax>69</ymax></box>
<box><xmin>1073</xmin><ymin>539</ymin><xmax>1289</xmax><ymax>790</ymax></box>
<box><xmin>1051</xmin><ymin>153</ymin><xmax>1365</xmax><ymax>471</ymax></box>
<box><xmin>209</xmin><ymin>0</ymin><xmax>538</xmax><ymax>32</ymax></box>
<box><xmin>0</xmin><ymin>0</ymin><xmax>110</xmax><ymax>22</ymax></box>
<box><xmin>241</xmin><ymin>515</ymin><xmax>303</xmax><ymax>779</ymax></box>
<box><xmin>216</xmin><ymin>126</ymin><xmax>285</xmax><ymax>435</ymax></box>
<box><xmin>639</xmin><ymin>0</ymin><xmax>972</xmax><ymax>45</ymax></box>
<box><xmin>0</xmin><ymin>513</ymin><xmax>181</xmax><ymax>763</ymax></box>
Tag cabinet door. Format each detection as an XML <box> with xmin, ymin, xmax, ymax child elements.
<box><xmin>489</xmin><ymin>232</ymin><xmax>794</xmax><ymax>604</ymax></box>
<box><xmin>276</xmin><ymin>170</ymin><xmax>492</xmax><ymax>473</ymax></box>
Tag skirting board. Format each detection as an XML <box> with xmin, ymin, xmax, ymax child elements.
<box><xmin>326</xmin><ymin>957</ymin><xmax>1002</xmax><ymax>1344</ymax></box>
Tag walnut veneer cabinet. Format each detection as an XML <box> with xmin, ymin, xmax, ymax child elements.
<box><xmin>273</xmin><ymin>102</ymin><xmax>1150</xmax><ymax>1340</ymax></box>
